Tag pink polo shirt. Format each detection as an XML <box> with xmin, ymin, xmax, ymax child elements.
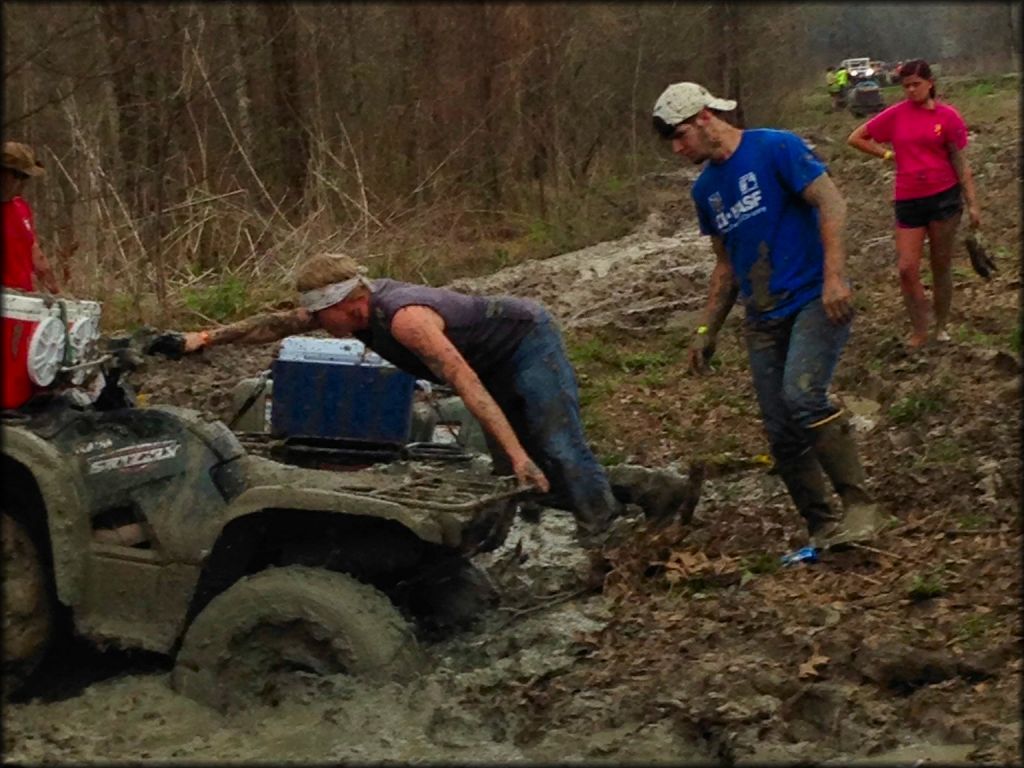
<box><xmin>864</xmin><ymin>100</ymin><xmax>968</xmax><ymax>201</ymax></box>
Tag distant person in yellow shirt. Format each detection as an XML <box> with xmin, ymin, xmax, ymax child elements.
<box><xmin>825</xmin><ymin>66</ymin><xmax>841</xmax><ymax>111</ymax></box>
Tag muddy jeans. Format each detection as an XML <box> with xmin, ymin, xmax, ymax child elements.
<box><xmin>484</xmin><ymin>313</ymin><xmax>618</xmax><ymax>529</ymax></box>
<box><xmin>745</xmin><ymin>298</ymin><xmax>851</xmax><ymax>464</ymax></box>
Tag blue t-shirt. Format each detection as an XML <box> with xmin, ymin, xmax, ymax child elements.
<box><xmin>691</xmin><ymin>128</ymin><xmax>828</xmax><ymax>322</ymax></box>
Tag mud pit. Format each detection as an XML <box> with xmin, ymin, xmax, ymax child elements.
<box><xmin>5</xmin><ymin>111</ymin><xmax>1021</xmax><ymax>763</ymax></box>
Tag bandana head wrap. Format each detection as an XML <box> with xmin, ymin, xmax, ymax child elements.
<box><xmin>300</xmin><ymin>276</ymin><xmax>373</xmax><ymax>312</ymax></box>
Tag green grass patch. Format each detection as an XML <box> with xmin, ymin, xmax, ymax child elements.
<box><xmin>907</xmin><ymin>568</ymin><xmax>948</xmax><ymax>601</ymax></box>
<box><xmin>640</xmin><ymin>369</ymin><xmax>668</xmax><ymax>388</ymax></box>
<box><xmin>621</xmin><ymin>350</ymin><xmax>671</xmax><ymax>373</ymax></box>
<box><xmin>956</xmin><ymin>510</ymin><xmax>992</xmax><ymax>529</ymax></box>
<box><xmin>741</xmin><ymin>552</ymin><xmax>780</xmax><ymax>576</ymax></box>
<box><xmin>940</xmin><ymin>72</ymin><xmax>1020</xmax><ymax>123</ymax></box>
<box><xmin>954</xmin><ymin>323</ymin><xmax>1001</xmax><ymax>348</ymax></box>
<box><xmin>966</xmin><ymin>80</ymin><xmax>997</xmax><ymax>97</ymax></box>
<box><xmin>599</xmin><ymin>451</ymin><xmax>627</xmax><ymax>466</ymax></box>
<box><xmin>581</xmin><ymin>409</ymin><xmax>609</xmax><ymax>440</ymax></box>
<box><xmin>181</xmin><ymin>275</ymin><xmax>280</xmax><ymax>323</ymax></box>
<box><xmin>567</xmin><ymin>331</ymin><xmax>631</xmax><ymax>369</ymax></box>
<box><xmin>913</xmin><ymin>437</ymin><xmax>964</xmax><ymax>468</ymax></box>
<box><xmin>703</xmin><ymin>432</ymin><xmax>743</xmax><ymax>457</ymax></box>
<box><xmin>527</xmin><ymin>216</ymin><xmax>576</xmax><ymax>254</ymax></box>
<box><xmin>577</xmin><ymin>375</ymin><xmax>620</xmax><ymax>410</ymax></box>
<box><xmin>954</xmin><ymin>613</ymin><xmax>997</xmax><ymax>645</ymax></box>
<box><xmin>888</xmin><ymin>387</ymin><xmax>949</xmax><ymax>425</ymax></box>
<box><xmin>570</xmin><ymin>330</ymin><xmax>684</xmax><ymax>377</ymax></box>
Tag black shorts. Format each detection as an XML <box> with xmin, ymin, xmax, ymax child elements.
<box><xmin>893</xmin><ymin>184</ymin><xmax>963</xmax><ymax>229</ymax></box>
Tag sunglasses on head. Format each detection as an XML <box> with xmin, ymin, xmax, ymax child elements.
<box><xmin>652</xmin><ymin>115</ymin><xmax>680</xmax><ymax>139</ymax></box>
<box><xmin>653</xmin><ymin>113</ymin><xmax>700</xmax><ymax>140</ymax></box>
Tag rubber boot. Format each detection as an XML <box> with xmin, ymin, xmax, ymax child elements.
<box><xmin>775</xmin><ymin>448</ymin><xmax>842</xmax><ymax>543</ymax></box>
<box><xmin>606</xmin><ymin>463</ymin><xmax>704</xmax><ymax>524</ymax></box>
<box><xmin>809</xmin><ymin>414</ymin><xmax>884</xmax><ymax>548</ymax></box>
<box><xmin>572</xmin><ymin>488</ymin><xmax>621</xmax><ymax>549</ymax></box>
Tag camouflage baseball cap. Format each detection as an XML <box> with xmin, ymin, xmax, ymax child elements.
<box><xmin>2</xmin><ymin>141</ymin><xmax>45</xmax><ymax>177</ymax></box>
<box><xmin>652</xmin><ymin>82</ymin><xmax>737</xmax><ymax>137</ymax></box>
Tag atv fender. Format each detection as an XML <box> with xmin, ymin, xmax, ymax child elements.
<box><xmin>1</xmin><ymin>428</ymin><xmax>91</xmax><ymax>607</ymax></box>
<box><xmin>220</xmin><ymin>487</ymin><xmax>448</xmax><ymax>547</ymax></box>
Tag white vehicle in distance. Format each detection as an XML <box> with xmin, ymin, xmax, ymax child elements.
<box><xmin>840</xmin><ymin>57</ymin><xmax>874</xmax><ymax>82</ymax></box>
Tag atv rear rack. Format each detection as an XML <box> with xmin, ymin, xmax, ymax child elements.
<box><xmin>367</xmin><ymin>471</ymin><xmax>530</xmax><ymax>513</ymax></box>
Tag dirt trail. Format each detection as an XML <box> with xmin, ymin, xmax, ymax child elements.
<box><xmin>4</xmin><ymin>88</ymin><xmax>1021</xmax><ymax>764</ymax></box>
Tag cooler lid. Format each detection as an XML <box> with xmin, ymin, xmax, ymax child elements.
<box><xmin>277</xmin><ymin>336</ymin><xmax>392</xmax><ymax>367</ymax></box>
<box><xmin>60</xmin><ymin>298</ymin><xmax>102</xmax><ymax>322</ymax></box>
<box><xmin>1</xmin><ymin>291</ymin><xmax>60</xmax><ymax>322</ymax></box>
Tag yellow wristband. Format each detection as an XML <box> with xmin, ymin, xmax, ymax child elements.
<box><xmin>882</xmin><ymin>150</ymin><xmax>893</xmax><ymax>161</ymax></box>
<box><xmin>696</xmin><ymin>325</ymin><xmax>709</xmax><ymax>336</ymax></box>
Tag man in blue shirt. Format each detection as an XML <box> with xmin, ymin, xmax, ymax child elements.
<box><xmin>652</xmin><ymin>81</ymin><xmax>882</xmax><ymax>548</ymax></box>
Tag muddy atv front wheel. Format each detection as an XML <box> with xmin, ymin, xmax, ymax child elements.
<box><xmin>172</xmin><ymin>566</ymin><xmax>423</xmax><ymax>711</ymax></box>
<box><xmin>2</xmin><ymin>512</ymin><xmax>54</xmax><ymax>697</ymax></box>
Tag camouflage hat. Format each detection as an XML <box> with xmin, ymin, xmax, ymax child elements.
<box><xmin>652</xmin><ymin>82</ymin><xmax>737</xmax><ymax>137</ymax></box>
<box><xmin>294</xmin><ymin>253</ymin><xmax>364</xmax><ymax>293</ymax></box>
<box><xmin>2</xmin><ymin>141</ymin><xmax>45</xmax><ymax>177</ymax></box>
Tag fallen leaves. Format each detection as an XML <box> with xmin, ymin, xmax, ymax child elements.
<box><xmin>659</xmin><ymin>549</ymin><xmax>741</xmax><ymax>587</ymax></box>
<box><xmin>797</xmin><ymin>653</ymin><xmax>831</xmax><ymax>680</ymax></box>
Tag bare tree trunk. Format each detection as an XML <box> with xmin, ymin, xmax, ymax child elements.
<box><xmin>1009</xmin><ymin>0</ymin><xmax>1021</xmax><ymax>60</ymax></box>
<box><xmin>630</xmin><ymin>7</ymin><xmax>644</xmax><ymax>190</ymax></box>
<box><xmin>342</xmin><ymin>5</ymin><xmax>364</xmax><ymax>120</ymax></box>
<box><xmin>477</xmin><ymin>4</ymin><xmax>501</xmax><ymax>205</ymax></box>
<box><xmin>396</xmin><ymin>8</ymin><xmax>419</xmax><ymax>201</ymax></box>
<box><xmin>263</xmin><ymin>3</ymin><xmax>309</xmax><ymax>207</ymax></box>
<box><xmin>97</xmin><ymin>5</ymin><xmax>144</xmax><ymax>216</ymax></box>
<box><xmin>717</xmin><ymin>2</ymin><xmax>745</xmax><ymax>127</ymax></box>
<box><xmin>228</xmin><ymin>5</ymin><xmax>256</xmax><ymax>161</ymax></box>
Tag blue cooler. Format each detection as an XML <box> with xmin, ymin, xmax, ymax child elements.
<box><xmin>270</xmin><ymin>337</ymin><xmax>416</xmax><ymax>444</ymax></box>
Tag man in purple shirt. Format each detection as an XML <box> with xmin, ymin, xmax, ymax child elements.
<box><xmin>157</xmin><ymin>253</ymin><xmax>701</xmax><ymax>546</ymax></box>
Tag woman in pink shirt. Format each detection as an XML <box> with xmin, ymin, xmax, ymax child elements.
<box><xmin>847</xmin><ymin>60</ymin><xmax>981</xmax><ymax>349</ymax></box>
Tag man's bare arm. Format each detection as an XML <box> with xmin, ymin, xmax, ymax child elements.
<box><xmin>703</xmin><ymin>236</ymin><xmax>738</xmax><ymax>334</ymax></box>
<box><xmin>390</xmin><ymin>305</ymin><xmax>549</xmax><ymax>492</ymax></box>
<box><xmin>688</xmin><ymin>236</ymin><xmax>737</xmax><ymax>374</ymax></box>
<box><xmin>801</xmin><ymin>173</ymin><xmax>853</xmax><ymax>324</ymax></box>
<box><xmin>32</xmin><ymin>242</ymin><xmax>60</xmax><ymax>293</ymax></box>
<box><xmin>184</xmin><ymin>308</ymin><xmax>317</xmax><ymax>352</ymax></box>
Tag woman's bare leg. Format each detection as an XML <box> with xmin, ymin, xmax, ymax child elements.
<box><xmin>926</xmin><ymin>210</ymin><xmax>962</xmax><ymax>339</ymax></box>
<box><xmin>895</xmin><ymin>225</ymin><xmax>930</xmax><ymax>348</ymax></box>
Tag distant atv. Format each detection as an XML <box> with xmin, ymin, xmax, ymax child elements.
<box><xmin>1</xmin><ymin>340</ymin><xmax>523</xmax><ymax>711</ymax></box>
<box><xmin>849</xmin><ymin>79</ymin><xmax>885</xmax><ymax>118</ymax></box>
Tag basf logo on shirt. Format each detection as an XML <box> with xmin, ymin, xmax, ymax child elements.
<box><xmin>711</xmin><ymin>172</ymin><xmax>767</xmax><ymax>233</ymax></box>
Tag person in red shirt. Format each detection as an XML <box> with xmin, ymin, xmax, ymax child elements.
<box><xmin>847</xmin><ymin>60</ymin><xmax>981</xmax><ymax>350</ymax></box>
<box><xmin>2</xmin><ymin>141</ymin><xmax>60</xmax><ymax>293</ymax></box>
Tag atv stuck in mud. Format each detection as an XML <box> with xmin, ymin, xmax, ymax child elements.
<box><xmin>1</xmin><ymin>322</ymin><xmax>526</xmax><ymax>712</ymax></box>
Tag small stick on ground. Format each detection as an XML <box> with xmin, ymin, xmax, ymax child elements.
<box><xmin>846</xmin><ymin>541</ymin><xmax>900</xmax><ymax>559</ymax></box>
<box><xmin>943</xmin><ymin>528</ymin><xmax>1009</xmax><ymax>536</ymax></box>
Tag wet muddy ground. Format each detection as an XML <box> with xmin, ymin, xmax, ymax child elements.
<box><xmin>4</xmin><ymin>87</ymin><xmax>1021</xmax><ymax>763</ymax></box>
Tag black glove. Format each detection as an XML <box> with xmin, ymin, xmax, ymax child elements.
<box><xmin>145</xmin><ymin>332</ymin><xmax>187</xmax><ymax>360</ymax></box>
<box><xmin>966</xmin><ymin>232</ymin><xmax>996</xmax><ymax>280</ymax></box>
